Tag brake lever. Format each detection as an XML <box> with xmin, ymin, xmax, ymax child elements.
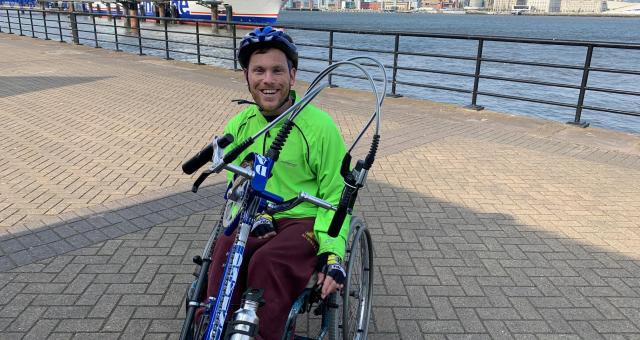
<box><xmin>192</xmin><ymin>171</ymin><xmax>212</xmax><ymax>193</ymax></box>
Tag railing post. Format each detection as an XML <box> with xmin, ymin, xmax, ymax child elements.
<box><xmin>69</xmin><ymin>3</ymin><xmax>79</xmax><ymax>44</ymax></box>
<box><xmin>164</xmin><ymin>17</ymin><xmax>171</xmax><ymax>59</ymax></box>
<box><xmin>388</xmin><ymin>33</ymin><xmax>402</xmax><ymax>98</ymax></box>
<box><xmin>328</xmin><ymin>30</ymin><xmax>336</xmax><ymax>88</ymax></box>
<box><xmin>137</xmin><ymin>14</ymin><xmax>144</xmax><ymax>55</ymax></box>
<box><xmin>196</xmin><ymin>21</ymin><xmax>203</xmax><ymax>65</ymax></box>
<box><xmin>57</xmin><ymin>11</ymin><xmax>62</xmax><ymax>42</ymax></box>
<box><xmin>92</xmin><ymin>14</ymin><xmax>99</xmax><ymax>48</ymax></box>
<box><xmin>29</xmin><ymin>9</ymin><xmax>35</xmax><ymax>38</ymax></box>
<box><xmin>113</xmin><ymin>15</ymin><xmax>120</xmax><ymax>51</ymax></box>
<box><xmin>43</xmin><ymin>7</ymin><xmax>50</xmax><ymax>40</ymax></box>
<box><xmin>568</xmin><ymin>44</ymin><xmax>592</xmax><ymax>128</ymax></box>
<box><xmin>5</xmin><ymin>9</ymin><xmax>10</xmax><ymax>34</ymax></box>
<box><xmin>465</xmin><ymin>39</ymin><xmax>485</xmax><ymax>111</ymax></box>
<box><xmin>17</xmin><ymin>8</ymin><xmax>24</xmax><ymax>36</ymax></box>
<box><xmin>232</xmin><ymin>23</ymin><xmax>238</xmax><ymax>70</ymax></box>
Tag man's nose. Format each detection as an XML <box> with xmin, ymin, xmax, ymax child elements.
<box><xmin>263</xmin><ymin>71</ymin><xmax>276</xmax><ymax>83</ymax></box>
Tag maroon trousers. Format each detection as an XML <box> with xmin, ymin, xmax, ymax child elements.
<box><xmin>206</xmin><ymin>217</ymin><xmax>318</xmax><ymax>340</ymax></box>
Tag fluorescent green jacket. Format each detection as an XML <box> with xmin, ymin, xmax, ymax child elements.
<box><xmin>222</xmin><ymin>92</ymin><xmax>351</xmax><ymax>258</ymax></box>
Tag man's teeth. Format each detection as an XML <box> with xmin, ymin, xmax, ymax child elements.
<box><xmin>262</xmin><ymin>90</ymin><xmax>277</xmax><ymax>94</ymax></box>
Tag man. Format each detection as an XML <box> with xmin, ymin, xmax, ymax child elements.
<box><xmin>205</xmin><ymin>26</ymin><xmax>350</xmax><ymax>339</ymax></box>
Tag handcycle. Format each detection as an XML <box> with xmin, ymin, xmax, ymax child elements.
<box><xmin>179</xmin><ymin>57</ymin><xmax>387</xmax><ymax>340</ymax></box>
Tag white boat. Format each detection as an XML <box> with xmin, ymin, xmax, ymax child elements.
<box><xmin>0</xmin><ymin>0</ymin><xmax>282</xmax><ymax>24</ymax></box>
<box><xmin>167</xmin><ymin>0</ymin><xmax>281</xmax><ymax>24</ymax></box>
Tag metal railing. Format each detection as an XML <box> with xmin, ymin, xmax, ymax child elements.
<box><xmin>1</xmin><ymin>7</ymin><xmax>639</xmax><ymax>129</ymax></box>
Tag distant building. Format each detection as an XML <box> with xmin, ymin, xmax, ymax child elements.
<box><xmin>492</xmin><ymin>0</ymin><xmax>603</xmax><ymax>12</ymax></box>
<box><xmin>559</xmin><ymin>0</ymin><xmax>605</xmax><ymax>12</ymax></box>
<box><xmin>360</xmin><ymin>1</ymin><xmax>382</xmax><ymax>9</ymax></box>
<box><xmin>381</xmin><ymin>0</ymin><xmax>412</xmax><ymax>10</ymax></box>
<box><xmin>528</xmin><ymin>0</ymin><xmax>561</xmax><ymax>12</ymax></box>
<box><xmin>492</xmin><ymin>0</ymin><xmax>515</xmax><ymax>11</ymax></box>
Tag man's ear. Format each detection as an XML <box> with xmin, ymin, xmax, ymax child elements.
<box><xmin>244</xmin><ymin>69</ymin><xmax>248</xmax><ymax>82</ymax></box>
<box><xmin>289</xmin><ymin>68</ymin><xmax>297</xmax><ymax>87</ymax></box>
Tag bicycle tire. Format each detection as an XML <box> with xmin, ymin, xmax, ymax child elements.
<box><xmin>341</xmin><ymin>217</ymin><xmax>374</xmax><ymax>340</ymax></box>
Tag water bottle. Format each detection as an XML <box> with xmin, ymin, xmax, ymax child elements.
<box><xmin>226</xmin><ymin>288</ymin><xmax>265</xmax><ymax>340</ymax></box>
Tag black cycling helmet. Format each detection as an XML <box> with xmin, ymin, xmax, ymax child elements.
<box><xmin>238</xmin><ymin>26</ymin><xmax>298</xmax><ymax>70</ymax></box>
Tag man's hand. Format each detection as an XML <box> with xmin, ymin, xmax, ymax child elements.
<box><xmin>315</xmin><ymin>253</ymin><xmax>346</xmax><ymax>299</ymax></box>
<box><xmin>251</xmin><ymin>214</ymin><xmax>277</xmax><ymax>239</ymax></box>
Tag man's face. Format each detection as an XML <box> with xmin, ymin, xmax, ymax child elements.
<box><xmin>245</xmin><ymin>48</ymin><xmax>296</xmax><ymax>116</ymax></box>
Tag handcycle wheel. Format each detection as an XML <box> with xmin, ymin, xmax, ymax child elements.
<box><xmin>329</xmin><ymin>216</ymin><xmax>374</xmax><ymax>340</ymax></box>
<box><xmin>179</xmin><ymin>206</ymin><xmax>225</xmax><ymax>340</ymax></box>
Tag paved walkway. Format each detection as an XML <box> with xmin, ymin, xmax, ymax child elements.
<box><xmin>1</xmin><ymin>33</ymin><xmax>640</xmax><ymax>339</ymax></box>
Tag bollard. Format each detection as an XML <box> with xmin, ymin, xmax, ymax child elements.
<box><xmin>157</xmin><ymin>2</ymin><xmax>165</xmax><ymax>20</ymax></box>
<box><xmin>224</xmin><ymin>4</ymin><xmax>231</xmax><ymax>32</ymax></box>
<box><xmin>211</xmin><ymin>2</ymin><xmax>218</xmax><ymax>34</ymax></box>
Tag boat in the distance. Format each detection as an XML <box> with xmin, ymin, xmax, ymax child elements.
<box><xmin>167</xmin><ymin>0</ymin><xmax>281</xmax><ymax>24</ymax></box>
<box><xmin>0</xmin><ymin>0</ymin><xmax>282</xmax><ymax>24</ymax></box>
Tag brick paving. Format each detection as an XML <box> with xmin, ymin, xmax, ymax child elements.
<box><xmin>1</xmin><ymin>33</ymin><xmax>640</xmax><ymax>339</ymax></box>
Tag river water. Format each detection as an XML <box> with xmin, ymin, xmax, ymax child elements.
<box><xmin>1</xmin><ymin>9</ymin><xmax>639</xmax><ymax>133</ymax></box>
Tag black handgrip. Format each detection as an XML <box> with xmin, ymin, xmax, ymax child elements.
<box><xmin>217</xmin><ymin>133</ymin><xmax>234</xmax><ymax>148</ymax></box>
<box><xmin>328</xmin><ymin>203</ymin><xmax>349</xmax><ymax>238</ymax></box>
<box><xmin>327</xmin><ymin>184</ymin><xmax>357</xmax><ymax>237</ymax></box>
<box><xmin>182</xmin><ymin>143</ymin><xmax>214</xmax><ymax>175</ymax></box>
<box><xmin>182</xmin><ymin>134</ymin><xmax>234</xmax><ymax>175</ymax></box>
<box><xmin>223</xmin><ymin>138</ymin><xmax>253</xmax><ymax>164</ymax></box>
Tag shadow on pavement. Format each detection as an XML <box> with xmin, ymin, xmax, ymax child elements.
<box><xmin>0</xmin><ymin>179</ymin><xmax>639</xmax><ymax>339</ymax></box>
<box><xmin>0</xmin><ymin>76</ymin><xmax>111</xmax><ymax>97</ymax></box>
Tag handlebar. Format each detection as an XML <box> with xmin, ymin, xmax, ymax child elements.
<box><xmin>182</xmin><ymin>134</ymin><xmax>234</xmax><ymax>175</ymax></box>
<box><xmin>183</xmin><ymin>134</ymin><xmax>336</xmax><ymax>214</ymax></box>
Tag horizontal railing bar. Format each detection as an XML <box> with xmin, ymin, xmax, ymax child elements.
<box><xmin>478</xmin><ymin>74</ymin><xmax>580</xmax><ymax>90</ymax></box>
<box><xmin>329</xmin><ymin>44</ymin><xmax>393</xmax><ymax>55</ymax></box>
<box><xmin>198</xmin><ymin>53</ymin><xmax>233</xmax><ymax>60</ymax></box>
<box><xmin>396</xmin><ymin>65</ymin><xmax>474</xmax><ymax>78</ymax></box>
<box><xmin>398</xmin><ymin>50</ymin><xmax>476</xmax><ymax>61</ymax></box>
<box><xmin>582</xmin><ymin>105</ymin><xmax>640</xmax><ymax>117</ymax></box>
<box><xmin>477</xmin><ymin>90</ymin><xmax>577</xmax><ymax>108</ymax></box>
<box><xmin>299</xmin><ymin>55</ymin><xmax>327</xmax><ymax>63</ymax></box>
<box><xmin>199</xmin><ymin>44</ymin><xmax>234</xmax><ymax>50</ymax></box>
<box><xmin>589</xmin><ymin>66</ymin><xmax>640</xmax><ymax>76</ymax></box>
<box><xmin>587</xmin><ymin>86</ymin><xmax>640</xmax><ymax>96</ymax></box>
<box><xmin>396</xmin><ymin>80</ymin><xmax>471</xmax><ymax>94</ymax></box>
<box><xmin>480</xmin><ymin>56</ymin><xmax>584</xmax><ymax>70</ymax></box>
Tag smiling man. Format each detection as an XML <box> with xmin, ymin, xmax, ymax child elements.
<box><xmin>204</xmin><ymin>26</ymin><xmax>351</xmax><ymax>339</ymax></box>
